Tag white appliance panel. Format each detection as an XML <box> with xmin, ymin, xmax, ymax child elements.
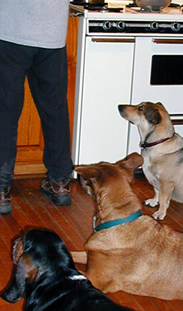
<box><xmin>73</xmin><ymin>36</ymin><xmax>135</xmax><ymax>165</ymax></box>
<box><xmin>131</xmin><ymin>37</ymin><xmax>183</xmax><ymax>114</ymax></box>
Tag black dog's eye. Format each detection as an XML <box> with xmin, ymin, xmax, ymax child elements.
<box><xmin>138</xmin><ymin>106</ymin><xmax>143</xmax><ymax>111</ymax></box>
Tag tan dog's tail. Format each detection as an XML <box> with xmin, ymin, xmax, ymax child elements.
<box><xmin>71</xmin><ymin>251</ymin><xmax>87</xmax><ymax>265</ymax></box>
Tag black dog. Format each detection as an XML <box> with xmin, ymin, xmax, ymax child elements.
<box><xmin>1</xmin><ymin>229</ymin><xmax>135</xmax><ymax>311</ymax></box>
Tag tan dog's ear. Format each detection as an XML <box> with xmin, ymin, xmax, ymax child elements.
<box><xmin>144</xmin><ymin>104</ymin><xmax>161</xmax><ymax>125</ymax></box>
<box><xmin>156</xmin><ymin>102</ymin><xmax>163</xmax><ymax>107</ymax></box>
<box><xmin>75</xmin><ymin>165</ymin><xmax>99</xmax><ymax>180</ymax></box>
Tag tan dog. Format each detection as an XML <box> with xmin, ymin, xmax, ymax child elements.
<box><xmin>73</xmin><ymin>153</ymin><xmax>183</xmax><ymax>300</ymax></box>
<box><xmin>118</xmin><ymin>102</ymin><xmax>183</xmax><ymax>220</ymax></box>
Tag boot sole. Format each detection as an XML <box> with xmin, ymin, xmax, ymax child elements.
<box><xmin>0</xmin><ymin>203</ymin><xmax>12</xmax><ymax>214</ymax></box>
<box><xmin>40</xmin><ymin>187</ymin><xmax>71</xmax><ymax>206</ymax></box>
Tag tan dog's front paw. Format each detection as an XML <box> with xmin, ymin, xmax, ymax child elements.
<box><xmin>143</xmin><ymin>198</ymin><xmax>159</xmax><ymax>207</ymax></box>
<box><xmin>152</xmin><ymin>210</ymin><xmax>166</xmax><ymax>220</ymax></box>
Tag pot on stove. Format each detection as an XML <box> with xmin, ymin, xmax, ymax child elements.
<box><xmin>73</xmin><ymin>0</ymin><xmax>104</xmax><ymax>3</ymax></box>
<box><xmin>136</xmin><ymin>0</ymin><xmax>171</xmax><ymax>11</ymax></box>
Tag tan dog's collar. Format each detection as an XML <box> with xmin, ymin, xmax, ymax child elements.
<box><xmin>140</xmin><ymin>136</ymin><xmax>172</xmax><ymax>149</ymax></box>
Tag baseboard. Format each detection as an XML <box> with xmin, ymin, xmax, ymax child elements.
<box><xmin>14</xmin><ymin>163</ymin><xmax>47</xmax><ymax>176</ymax></box>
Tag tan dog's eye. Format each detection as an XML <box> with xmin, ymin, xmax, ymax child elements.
<box><xmin>138</xmin><ymin>106</ymin><xmax>143</xmax><ymax>111</ymax></box>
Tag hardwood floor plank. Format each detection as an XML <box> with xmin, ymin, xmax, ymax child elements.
<box><xmin>108</xmin><ymin>291</ymin><xmax>144</xmax><ymax>311</ymax></box>
<box><xmin>166</xmin><ymin>300</ymin><xmax>183</xmax><ymax>311</ymax></box>
<box><xmin>149</xmin><ymin>297</ymin><xmax>176</xmax><ymax>311</ymax></box>
<box><xmin>131</xmin><ymin>295</ymin><xmax>161</xmax><ymax>311</ymax></box>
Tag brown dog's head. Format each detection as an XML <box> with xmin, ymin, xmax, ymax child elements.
<box><xmin>75</xmin><ymin>153</ymin><xmax>143</xmax><ymax>225</ymax></box>
<box><xmin>1</xmin><ymin>229</ymin><xmax>75</xmax><ymax>303</ymax></box>
<box><xmin>118</xmin><ymin>102</ymin><xmax>174</xmax><ymax>142</ymax></box>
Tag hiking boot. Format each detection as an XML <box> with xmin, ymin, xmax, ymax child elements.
<box><xmin>40</xmin><ymin>178</ymin><xmax>71</xmax><ymax>206</ymax></box>
<box><xmin>0</xmin><ymin>187</ymin><xmax>12</xmax><ymax>214</ymax></box>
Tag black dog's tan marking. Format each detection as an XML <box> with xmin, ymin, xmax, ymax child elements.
<box><xmin>1</xmin><ymin>229</ymin><xmax>134</xmax><ymax>311</ymax></box>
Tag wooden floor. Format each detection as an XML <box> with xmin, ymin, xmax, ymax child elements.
<box><xmin>1</xmin><ymin>172</ymin><xmax>183</xmax><ymax>311</ymax></box>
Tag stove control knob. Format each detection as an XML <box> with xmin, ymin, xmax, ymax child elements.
<box><xmin>103</xmin><ymin>21</ymin><xmax>112</xmax><ymax>31</ymax></box>
<box><xmin>117</xmin><ymin>21</ymin><xmax>125</xmax><ymax>30</ymax></box>
<box><xmin>150</xmin><ymin>21</ymin><xmax>159</xmax><ymax>31</ymax></box>
<box><xmin>171</xmin><ymin>22</ymin><xmax>181</xmax><ymax>32</ymax></box>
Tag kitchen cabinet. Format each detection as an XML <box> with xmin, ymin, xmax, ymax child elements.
<box><xmin>72</xmin><ymin>34</ymin><xmax>135</xmax><ymax>165</ymax></box>
<box><xmin>14</xmin><ymin>16</ymin><xmax>78</xmax><ymax>175</ymax></box>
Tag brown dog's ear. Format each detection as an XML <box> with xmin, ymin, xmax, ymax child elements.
<box><xmin>117</xmin><ymin>152</ymin><xmax>143</xmax><ymax>171</ymax></box>
<box><xmin>74</xmin><ymin>165</ymin><xmax>99</xmax><ymax>180</ymax></box>
<box><xmin>129</xmin><ymin>152</ymin><xmax>144</xmax><ymax>169</ymax></box>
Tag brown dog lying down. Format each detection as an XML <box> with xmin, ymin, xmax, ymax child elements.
<box><xmin>118</xmin><ymin>102</ymin><xmax>183</xmax><ymax>220</ymax></box>
<box><xmin>73</xmin><ymin>153</ymin><xmax>183</xmax><ymax>300</ymax></box>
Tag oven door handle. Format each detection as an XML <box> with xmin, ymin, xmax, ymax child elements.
<box><xmin>92</xmin><ymin>38</ymin><xmax>135</xmax><ymax>43</ymax></box>
<box><xmin>153</xmin><ymin>39</ymin><xmax>183</xmax><ymax>44</ymax></box>
<box><xmin>170</xmin><ymin>114</ymin><xmax>183</xmax><ymax>125</ymax></box>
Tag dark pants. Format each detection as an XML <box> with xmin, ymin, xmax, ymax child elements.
<box><xmin>0</xmin><ymin>40</ymin><xmax>73</xmax><ymax>190</ymax></box>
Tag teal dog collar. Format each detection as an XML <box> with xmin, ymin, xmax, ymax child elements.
<box><xmin>94</xmin><ymin>210</ymin><xmax>142</xmax><ymax>232</ymax></box>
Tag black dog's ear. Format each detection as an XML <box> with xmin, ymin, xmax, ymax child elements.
<box><xmin>13</xmin><ymin>238</ymin><xmax>24</xmax><ymax>264</ymax></box>
<box><xmin>1</xmin><ymin>255</ymin><xmax>37</xmax><ymax>303</ymax></box>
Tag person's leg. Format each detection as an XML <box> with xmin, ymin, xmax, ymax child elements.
<box><xmin>27</xmin><ymin>47</ymin><xmax>73</xmax><ymax>205</ymax></box>
<box><xmin>0</xmin><ymin>41</ymin><xmax>33</xmax><ymax>213</ymax></box>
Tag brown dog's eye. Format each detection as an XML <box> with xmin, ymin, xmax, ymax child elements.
<box><xmin>138</xmin><ymin>106</ymin><xmax>143</xmax><ymax>111</ymax></box>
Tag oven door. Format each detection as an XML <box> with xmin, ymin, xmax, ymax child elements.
<box><xmin>128</xmin><ymin>36</ymin><xmax>183</xmax><ymax>154</ymax></box>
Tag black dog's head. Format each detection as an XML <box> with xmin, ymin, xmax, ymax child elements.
<box><xmin>1</xmin><ymin>229</ymin><xmax>75</xmax><ymax>304</ymax></box>
<box><xmin>1</xmin><ymin>229</ymin><xmax>135</xmax><ymax>311</ymax></box>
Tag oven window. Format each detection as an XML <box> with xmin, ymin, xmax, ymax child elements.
<box><xmin>151</xmin><ymin>55</ymin><xmax>183</xmax><ymax>85</ymax></box>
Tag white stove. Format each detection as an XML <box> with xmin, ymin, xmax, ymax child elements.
<box><xmin>71</xmin><ymin>4</ymin><xmax>183</xmax><ymax>166</ymax></box>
